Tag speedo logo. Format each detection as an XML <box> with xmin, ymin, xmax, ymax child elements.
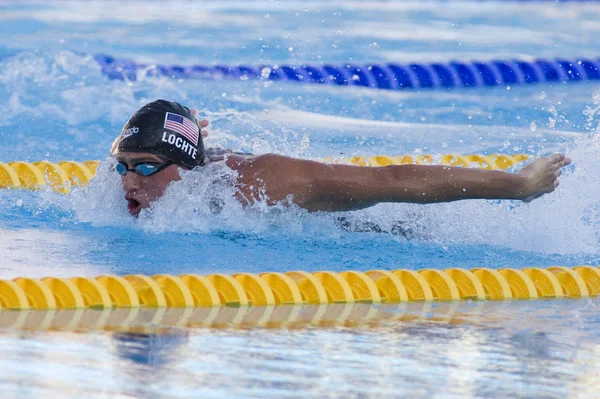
<box><xmin>120</xmin><ymin>126</ymin><xmax>139</xmax><ymax>141</ymax></box>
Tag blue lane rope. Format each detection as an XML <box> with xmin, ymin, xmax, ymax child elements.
<box><xmin>94</xmin><ymin>54</ymin><xmax>600</xmax><ymax>90</ymax></box>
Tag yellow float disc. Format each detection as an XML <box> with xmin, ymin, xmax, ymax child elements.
<box><xmin>490</xmin><ymin>154</ymin><xmax>515</xmax><ymax>170</ymax></box>
<box><xmin>444</xmin><ymin>268</ymin><xmax>486</xmax><ymax>300</ymax></box>
<box><xmin>83</xmin><ymin>161</ymin><xmax>100</xmax><ymax>174</ymax></box>
<box><xmin>418</xmin><ymin>269</ymin><xmax>460</xmax><ymax>300</ymax></box>
<box><xmin>260</xmin><ymin>272</ymin><xmax>303</xmax><ymax>305</ymax></box>
<box><xmin>414</xmin><ymin>155</ymin><xmax>433</xmax><ymax>164</ymax></box>
<box><xmin>498</xmin><ymin>268</ymin><xmax>538</xmax><ymax>299</ymax></box>
<box><xmin>464</xmin><ymin>154</ymin><xmax>490</xmax><ymax>170</ymax></box>
<box><xmin>573</xmin><ymin>266</ymin><xmax>600</xmax><ymax>296</ymax></box>
<box><xmin>395</xmin><ymin>155</ymin><xmax>414</xmax><ymax>165</ymax></box>
<box><xmin>367</xmin><ymin>156</ymin><xmax>394</xmax><ymax>166</ymax></box>
<box><xmin>0</xmin><ymin>162</ymin><xmax>21</xmax><ymax>189</ymax></box>
<box><xmin>151</xmin><ymin>275</ymin><xmax>194</xmax><ymax>308</ymax></box>
<box><xmin>285</xmin><ymin>271</ymin><xmax>328</xmax><ymax>304</ymax></box>
<box><xmin>465</xmin><ymin>154</ymin><xmax>489</xmax><ymax>169</ymax></box>
<box><xmin>69</xmin><ymin>277</ymin><xmax>113</xmax><ymax>309</ymax></box>
<box><xmin>34</xmin><ymin>161</ymin><xmax>71</xmax><ymax>193</ymax></box>
<box><xmin>123</xmin><ymin>275</ymin><xmax>167</xmax><ymax>308</ymax></box>
<box><xmin>547</xmin><ymin>266</ymin><xmax>589</xmax><ymax>298</ymax></box>
<box><xmin>339</xmin><ymin>271</ymin><xmax>381</xmax><ymax>304</ymax></box>
<box><xmin>0</xmin><ymin>279</ymin><xmax>30</xmax><ymax>309</ymax></box>
<box><xmin>365</xmin><ymin>270</ymin><xmax>409</xmax><ymax>303</ymax></box>
<box><xmin>41</xmin><ymin>277</ymin><xmax>85</xmax><ymax>309</ymax></box>
<box><xmin>58</xmin><ymin>161</ymin><xmax>94</xmax><ymax>186</ymax></box>
<box><xmin>205</xmin><ymin>274</ymin><xmax>249</xmax><ymax>306</ymax></box>
<box><xmin>13</xmin><ymin>277</ymin><xmax>56</xmax><ymax>309</ymax></box>
<box><xmin>312</xmin><ymin>271</ymin><xmax>355</xmax><ymax>304</ymax></box>
<box><xmin>179</xmin><ymin>274</ymin><xmax>221</xmax><ymax>307</ymax></box>
<box><xmin>348</xmin><ymin>156</ymin><xmax>367</xmax><ymax>166</ymax></box>
<box><xmin>482</xmin><ymin>154</ymin><xmax>502</xmax><ymax>170</ymax></box>
<box><xmin>513</xmin><ymin>154</ymin><xmax>529</xmax><ymax>162</ymax></box>
<box><xmin>233</xmin><ymin>273</ymin><xmax>275</xmax><ymax>306</ymax></box>
<box><xmin>440</xmin><ymin>154</ymin><xmax>470</xmax><ymax>168</ymax></box>
<box><xmin>522</xmin><ymin>268</ymin><xmax>565</xmax><ymax>298</ymax></box>
<box><xmin>471</xmin><ymin>268</ymin><xmax>513</xmax><ymax>300</ymax></box>
<box><xmin>8</xmin><ymin>162</ymin><xmax>45</xmax><ymax>189</ymax></box>
<box><xmin>96</xmin><ymin>275</ymin><xmax>140</xmax><ymax>307</ymax></box>
<box><xmin>391</xmin><ymin>269</ymin><xmax>434</xmax><ymax>301</ymax></box>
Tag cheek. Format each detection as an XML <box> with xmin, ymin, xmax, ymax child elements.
<box><xmin>145</xmin><ymin>172</ymin><xmax>180</xmax><ymax>198</ymax></box>
<box><xmin>145</xmin><ymin>177</ymin><xmax>170</xmax><ymax>196</ymax></box>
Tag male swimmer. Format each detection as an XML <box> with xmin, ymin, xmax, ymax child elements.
<box><xmin>111</xmin><ymin>100</ymin><xmax>571</xmax><ymax>216</ymax></box>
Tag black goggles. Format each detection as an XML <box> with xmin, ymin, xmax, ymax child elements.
<box><xmin>115</xmin><ymin>160</ymin><xmax>174</xmax><ymax>177</ymax></box>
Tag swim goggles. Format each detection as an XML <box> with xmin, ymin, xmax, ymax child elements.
<box><xmin>115</xmin><ymin>160</ymin><xmax>174</xmax><ymax>177</ymax></box>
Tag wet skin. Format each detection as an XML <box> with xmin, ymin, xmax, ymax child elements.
<box><xmin>116</xmin><ymin>152</ymin><xmax>187</xmax><ymax>216</ymax></box>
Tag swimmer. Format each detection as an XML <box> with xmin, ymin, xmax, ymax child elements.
<box><xmin>111</xmin><ymin>99</ymin><xmax>571</xmax><ymax>216</ymax></box>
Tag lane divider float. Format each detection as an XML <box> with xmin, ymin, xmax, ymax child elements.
<box><xmin>94</xmin><ymin>54</ymin><xmax>600</xmax><ymax>91</ymax></box>
<box><xmin>0</xmin><ymin>154</ymin><xmax>529</xmax><ymax>192</ymax></box>
<box><xmin>0</xmin><ymin>265</ymin><xmax>597</xmax><ymax>311</ymax></box>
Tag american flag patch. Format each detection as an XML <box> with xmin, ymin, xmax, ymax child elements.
<box><xmin>163</xmin><ymin>112</ymin><xmax>199</xmax><ymax>145</ymax></box>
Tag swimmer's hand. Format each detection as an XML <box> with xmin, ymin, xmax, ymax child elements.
<box><xmin>516</xmin><ymin>153</ymin><xmax>571</xmax><ymax>202</ymax></box>
<box><xmin>190</xmin><ymin>109</ymin><xmax>209</xmax><ymax>138</ymax></box>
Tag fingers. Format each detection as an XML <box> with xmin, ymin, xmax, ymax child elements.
<box><xmin>550</xmin><ymin>153</ymin><xmax>571</xmax><ymax>168</ymax></box>
<box><xmin>191</xmin><ymin>109</ymin><xmax>210</xmax><ymax>126</ymax></box>
<box><xmin>191</xmin><ymin>108</ymin><xmax>211</xmax><ymax>137</ymax></box>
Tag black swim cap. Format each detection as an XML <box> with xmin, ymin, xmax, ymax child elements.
<box><xmin>111</xmin><ymin>99</ymin><xmax>205</xmax><ymax>168</ymax></box>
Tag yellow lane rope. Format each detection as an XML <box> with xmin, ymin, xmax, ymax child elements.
<box><xmin>0</xmin><ymin>154</ymin><xmax>529</xmax><ymax>192</ymax></box>
<box><xmin>0</xmin><ymin>265</ymin><xmax>596</xmax><ymax>311</ymax></box>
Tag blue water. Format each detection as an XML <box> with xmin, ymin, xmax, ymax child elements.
<box><xmin>2</xmin><ymin>1</ymin><xmax>600</xmax><ymax>397</ymax></box>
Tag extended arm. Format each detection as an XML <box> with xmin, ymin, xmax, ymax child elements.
<box><xmin>231</xmin><ymin>153</ymin><xmax>571</xmax><ymax>212</ymax></box>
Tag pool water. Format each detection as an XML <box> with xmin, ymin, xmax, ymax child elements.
<box><xmin>1</xmin><ymin>1</ymin><xmax>600</xmax><ymax>397</ymax></box>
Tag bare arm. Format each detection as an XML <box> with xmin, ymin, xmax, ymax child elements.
<box><xmin>231</xmin><ymin>153</ymin><xmax>571</xmax><ymax>212</ymax></box>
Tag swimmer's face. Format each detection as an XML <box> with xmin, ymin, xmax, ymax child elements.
<box><xmin>115</xmin><ymin>152</ymin><xmax>184</xmax><ymax>216</ymax></box>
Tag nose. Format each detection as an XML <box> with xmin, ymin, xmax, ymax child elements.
<box><xmin>121</xmin><ymin>170</ymin><xmax>142</xmax><ymax>191</ymax></box>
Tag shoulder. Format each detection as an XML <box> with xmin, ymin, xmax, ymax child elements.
<box><xmin>225</xmin><ymin>153</ymin><xmax>297</xmax><ymax>172</ymax></box>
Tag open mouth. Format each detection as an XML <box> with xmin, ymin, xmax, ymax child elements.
<box><xmin>126</xmin><ymin>198</ymin><xmax>142</xmax><ymax>216</ymax></box>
